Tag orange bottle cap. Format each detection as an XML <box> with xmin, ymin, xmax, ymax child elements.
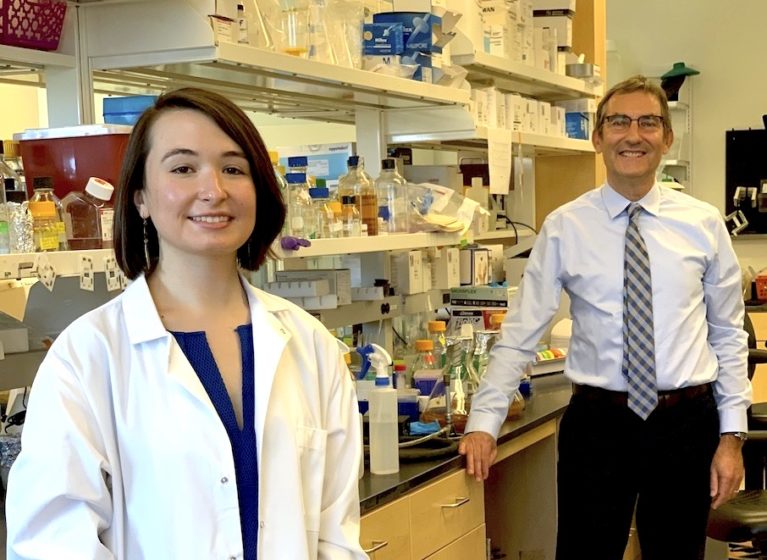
<box><xmin>415</xmin><ymin>339</ymin><xmax>434</xmax><ymax>351</ymax></box>
<box><xmin>427</xmin><ymin>320</ymin><xmax>446</xmax><ymax>332</ymax></box>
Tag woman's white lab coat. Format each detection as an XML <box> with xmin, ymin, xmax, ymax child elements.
<box><xmin>6</xmin><ymin>274</ymin><xmax>367</xmax><ymax>559</ymax></box>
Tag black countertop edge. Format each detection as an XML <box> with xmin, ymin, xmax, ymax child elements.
<box><xmin>359</xmin><ymin>374</ymin><xmax>573</xmax><ymax>514</ymax></box>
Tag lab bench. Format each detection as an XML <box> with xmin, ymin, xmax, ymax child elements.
<box><xmin>359</xmin><ymin>374</ymin><xmax>571</xmax><ymax>559</ymax></box>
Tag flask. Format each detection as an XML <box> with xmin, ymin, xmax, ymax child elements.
<box><xmin>375</xmin><ymin>158</ymin><xmax>409</xmax><ymax>234</ymax></box>
<box><xmin>268</xmin><ymin>151</ymin><xmax>290</xmax><ymax>235</ymax></box>
<box><xmin>285</xmin><ymin>172</ymin><xmax>315</xmax><ymax>238</ymax></box>
<box><xmin>61</xmin><ymin>177</ymin><xmax>115</xmax><ymax>250</ymax></box>
<box><xmin>29</xmin><ymin>178</ymin><xmax>67</xmax><ymax>251</ymax></box>
<box><xmin>309</xmin><ymin>182</ymin><xmax>340</xmax><ymax>238</ymax></box>
<box><xmin>422</xmin><ymin>338</ymin><xmax>471</xmax><ymax>434</ymax></box>
<box><xmin>365</xmin><ymin>343</ymin><xmax>399</xmax><ymax>475</ymax></box>
<box><xmin>341</xmin><ymin>195</ymin><xmax>361</xmax><ymax>237</ymax></box>
<box><xmin>279</xmin><ymin>0</ymin><xmax>310</xmax><ymax>57</ymax></box>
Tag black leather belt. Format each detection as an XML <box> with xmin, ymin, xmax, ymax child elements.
<box><xmin>572</xmin><ymin>383</ymin><xmax>712</xmax><ymax>409</ymax></box>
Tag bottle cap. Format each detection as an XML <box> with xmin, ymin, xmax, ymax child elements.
<box><xmin>341</xmin><ymin>195</ymin><xmax>354</xmax><ymax>205</ymax></box>
<box><xmin>32</xmin><ymin>176</ymin><xmax>53</xmax><ymax>190</ymax></box>
<box><xmin>267</xmin><ymin>150</ymin><xmax>279</xmax><ymax>165</ymax></box>
<box><xmin>415</xmin><ymin>339</ymin><xmax>434</xmax><ymax>351</ymax></box>
<box><xmin>287</xmin><ymin>156</ymin><xmax>308</xmax><ymax>168</ymax></box>
<box><xmin>490</xmin><ymin>312</ymin><xmax>507</xmax><ymax>327</ymax></box>
<box><xmin>315</xmin><ymin>178</ymin><xmax>327</xmax><ymax>188</ymax></box>
<box><xmin>394</xmin><ymin>363</ymin><xmax>407</xmax><ymax>372</ymax></box>
<box><xmin>308</xmin><ymin>187</ymin><xmax>330</xmax><ymax>199</ymax></box>
<box><xmin>428</xmin><ymin>320</ymin><xmax>446</xmax><ymax>333</ymax></box>
<box><xmin>28</xmin><ymin>200</ymin><xmax>56</xmax><ymax>218</ymax></box>
<box><xmin>284</xmin><ymin>172</ymin><xmax>306</xmax><ymax>184</ymax></box>
<box><xmin>381</xmin><ymin>158</ymin><xmax>396</xmax><ymax>170</ymax></box>
<box><xmin>344</xmin><ymin>352</ymin><xmax>351</xmax><ymax>366</ymax></box>
<box><xmin>347</xmin><ymin>155</ymin><xmax>359</xmax><ymax>167</ymax></box>
<box><xmin>85</xmin><ymin>177</ymin><xmax>114</xmax><ymax>201</ymax></box>
<box><xmin>3</xmin><ymin>140</ymin><xmax>19</xmax><ymax>158</ymax></box>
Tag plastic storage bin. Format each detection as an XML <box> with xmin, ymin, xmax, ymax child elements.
<box><xmin>103</xmin><ymin>95</ymin><xmax>157</xmax><ymax>125</ymax></box>
<box><xmin>14</xmin><ymin>124</ymin><xmax>132</xmax><ymax>199</ymax></box>
<box><xmin>0</xmin><ymin>0</ymin><xmax>67</xmax><ymax>51</ymax></box>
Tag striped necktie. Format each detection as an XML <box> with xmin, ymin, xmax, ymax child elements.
<box><xmin>622</xmin><ymin>203</ymin><xmax>657</xmax><ymax>419</ymax></box>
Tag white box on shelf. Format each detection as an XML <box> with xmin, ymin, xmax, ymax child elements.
<box><xmin>391</xmin><ymin>250</ymin><xmax>425</xmax><ymax>295</ymax></box>
<box><xmin>302</xmin><ymin>294</ymin><xmax>339</xmax><ymax>310</ymax></box>
<box><xmin>351</xmin><ymin>287</ymin><xmax>386</xmax><ymax>301</ymax></box>
<box><xmin>506</xmin><ymin>93</ymin><xmax>525</xmax><ymax>132</ymax></box>
<box><xmin>479</xmin><ymin>243</ymin><xmax>505</xmax><ymax>283</ymax></box>
<box><xmin>403</xmin><ymin>165</ymin><xmax>463</xmax><ymax>191</ymax></box>
<box><xmin>459</xmin><ymin>247</ymin><xmax>490</xmax><ymax>286</ymax></box>
<box><xmin>533</xmin><ymin>13</ymin><xmax>572</xmax><ymax>50</ymax></box>
<box><xmin>523</xmin><ymin>98</ymin><xmax>539</xmax><ymax>133</ymax></box>
<box><xmin>538</xmin><ymin>100</ymin><xmax>552</xmax><ymax>136</ymax></box>
<box><xmin>551</xmin><ymin>106</ymin><xmax>566</xmax><ymax>137</ymax></box>
<box><xmin>471</xmin><ymin>88</ymin><xmax>488</xmax><ymax>126</ymax></box>
<box><xmin>264</xmin><ymin>279</ymin><xmax>330</xmax><ymax>298</ymax></box>
<box><xmin>432</xmin><ymin>247</ymin><xmax>460</xmax><ymax>289</ymax></box>
<box><xmin>532</xmin><ymin>0</ymin><xmax>575</xmax><ymax>10</ymax></box>
<box><xmin>275</xmin><ymin>269</ymin><xmax>352</xmax><ymax>305</ymax></box>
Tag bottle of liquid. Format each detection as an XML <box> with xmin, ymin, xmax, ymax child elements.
<box><xmin>341</xmin><ymin>195</ymin><xmax>361</xmax><ymax>237</ymax></box>
<box><xmin>0</xmin><ymin>181</ymin><xmax>9</xmax><ymax>255</ymax></box>
<box><xmin>285</xmin><ymin>172</ymin><xmax>315</xmax><ymax>238</ymax></box>
<box><xmin>309</xmin><ymin>181</ymin><xmax>341</xmax><ymax>239</ymax></box>
<box><xmin>375</xmin><ymin>158</ymin><xmax>409</xmax><ymax>234</ymax></box>
<box><xmin>61</xmin><ymin>177</ymin><xmax>115</xmax><ymax>250</ymax></box>
<box><xmin>428</xmin><ymin>320</ymin><xmax>448</xmax><ymax>367</ymax></box>
<box><xmin>1</xmin><ymin>141</ymin><xmax>25</xmax><ymax>193</ymax></box>
<box><xmin>411</xmin><ymin>339</ymin><xmax>440</xmax><ymax>397</ymax></box>
<box><xmin>268</xmin><ymin>151</ymin><xmax>290</xmax><ymax>234</ymax></box>
<box><xmin>29</xmin><ymin>178</ymin><xmax>67</xmax><ymax>251</ymax></box>
<box><xmin>279</xmin><ymin>0</ymin><xmax>310</xmax><ymax>57</ymax></box>
<box><xmin>366</xmin><ymin>343</ymin><xmax>399</xmax><ymax>475</ymax></box>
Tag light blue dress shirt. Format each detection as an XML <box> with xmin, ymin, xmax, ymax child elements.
<box><xmin>466</xmin><ymin>183</ymin><xmax>751</xmax><ymax>437</ymax></box>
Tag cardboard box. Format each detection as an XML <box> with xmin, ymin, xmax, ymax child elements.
<box><xmin>459</xmin><ymin>247</ymin><xmax>490</xmax><ymax>286</ymax></box>
<box><xmin>276</xmin><ymin>269</ymin><xmax>352</xmax><ymax>305</ymax></box>
<box><xmin>403</xmin><ymin>165</ymin><xmax>463</xmax><ymax>191</ymax></box>
<box><xmin>264</xmin><ymin>280</ymin><xmax>330</xmax><ymax>298</ymax></box>
<box><xmin>533</xmin><ymin>12</ymin><xmax>573</xmax><ymax>50</ymax></box>
<box><xmin>391</xmin><ymin>250</ymin><xmax>424</xmax><ymax>295</ymax></box>
<box><xmin>362</xmin><ymin>23</ymin><xmax>405</xmax><ymax>55</ymax></box>
<box><xmin>432</xmin><ymin>247</ymin><xmax>460</xmax><ymax>289</ymax></box>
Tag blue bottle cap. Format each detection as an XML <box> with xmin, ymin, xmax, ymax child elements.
<box><xmin>288</xmin><ymin>156</ymin><xmax>308</xmax><ymax>167</ymax></box>
<box><xmin>284</xmin><ymin>172</ymin><xmax>306</xmax><ymax>184</ymax></box>
<box><xmin>308</xmin><ymin>187</ymin><xmax>330</xmax><ymax>199</ymax></box>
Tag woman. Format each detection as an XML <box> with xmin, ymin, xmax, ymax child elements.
<box><xmin>7</xmin><ymin>88</ymin><xmax>366</xmax><ymax>559</ymax></box>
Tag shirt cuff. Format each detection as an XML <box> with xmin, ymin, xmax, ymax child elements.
<box><xmin>718</xmin><ymin>406</ymin><xmax>748</xmax><ymax>434</ymax></box>
<box><xmin>464</xmin><ymin>410</ymin><xmax>504</xmax><ymax>440</ymax></box>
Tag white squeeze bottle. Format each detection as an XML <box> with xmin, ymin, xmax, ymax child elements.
<box><xmin>367</xmin><ymin>343</ymin><xmax>399</xmax><ymax>475</ymax></box>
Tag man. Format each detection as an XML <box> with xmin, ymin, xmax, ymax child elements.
<box><xmin>459</xmin><ymin>75</ymin><xmax>751</xmax><ymax>559</ymax></box>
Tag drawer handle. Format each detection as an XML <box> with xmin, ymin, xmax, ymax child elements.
<box><xmin>440</xmin><ymin>496</ymin><xmax>470</xmax><ymax>509</ymax></box>
<box><xmin>363</xmin><ymin>540</ymin><xmax>389</xmax><ymax>553</ymax></box>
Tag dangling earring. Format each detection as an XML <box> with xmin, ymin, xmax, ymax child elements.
<box><xmin>143</xmin><ymin>218</ymin><xmax>150</xmax><ymax>271</ymax></box>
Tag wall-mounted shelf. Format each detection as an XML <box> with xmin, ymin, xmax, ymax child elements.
<box><xmin>0</xmin><ymin>45</ymin><xmax>76</xmax><ymax>69</ymax></box>
<box><xmin>0</xmin><ymin>249</ymin><xmax>115</xmax><ymax>280</ymax></box>
<box><xmin>275</xmin><ymin>232</ymin><xmax>463</xmax><ymax>259</ymax></box>
<box><xmin>450</xmin><ymin>44</ymin><xmax>601</xmax><ymax>102</ymax></box>
<box><xmin>662</xmin><ymin>159</ymin><xmax>690</xmax><ymax>167</ymax></box>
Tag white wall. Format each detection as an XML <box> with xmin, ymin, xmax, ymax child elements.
<box><xmin>608</xmin><ymin>0</ymin><xmax>767</xmax><ymax>272</ymax></box>
<box><xmin>0</xmin><ymin>85</ymin><xmax>47</xmax><ymax>139</ymax></box>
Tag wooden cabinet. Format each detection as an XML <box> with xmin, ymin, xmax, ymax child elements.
<box><xmin>425</xmin><ymin>524</ymin><xmax>487</xmax><ymax>560</ymax></box>
<box><xmin>360</xmin><ymin>497</ymin><xmax>412</xmax><ymax>560</ymax></box>
<box><xmin>361</xmin><ymin>470</ymin><xmax>485</xmax><ymax>560</ymax></box>
<box><xmin>409</xmin><ymin>470</ymin><xmax>485</xmax><ymax>560</ymax></box>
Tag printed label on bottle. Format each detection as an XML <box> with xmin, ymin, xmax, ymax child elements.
<box><xmin>100</xmin><ymin>209</ymin><xmax>114</xmax><ymax>241</ymax></box>
<box><xmin>56</xmin><ymin>221</ymin><xmax>67</xmax><ymax>242</ymax></box>
<box><xmin>40</xmin><ymin>231</ymin><xmax>58</xmax><ymax>251</ymax></box>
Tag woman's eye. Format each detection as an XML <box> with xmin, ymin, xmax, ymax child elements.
<box><xmin>171</xmin><ymin>165</ymin><xmax>194</xmax><ymax>174</ymax></box>
<box><xmin>223</xmin><ymin>166</ymin><xmax>246</xmax><ymax>175</ymax></box>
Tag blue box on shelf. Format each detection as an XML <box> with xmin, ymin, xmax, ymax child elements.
<box><xmin>103</xmin><ymin>95</ymin><xmax>158</xmax><ymax>125</ymax></box>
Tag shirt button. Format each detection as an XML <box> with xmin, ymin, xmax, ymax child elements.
<box><xmin>220</xmin><ymin>476</ymin><xmax>229</xmax><ymax>484</ymax></box>
<box><xmin>229</xmin><ymin>556</ymin><xmax>237</xmax><ymax>560</ymax></box>
<box><xmin>259</xmin><ymin>521</ymin><xmax>265</xmax><ymax>528</ymax></box>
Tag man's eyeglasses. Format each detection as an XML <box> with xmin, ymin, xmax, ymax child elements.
<box><xmin>602</xmin><ymin>114</ymin><xmax>664</xmax><ymax>132</ymax></box>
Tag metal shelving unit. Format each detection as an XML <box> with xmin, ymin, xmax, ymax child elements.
<box><xmin>275</xmin><ymin>232</ymin><xmax>464</xmax><ymax>259</ymax></box>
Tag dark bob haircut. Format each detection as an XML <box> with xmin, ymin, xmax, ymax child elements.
<box><xmin>113</xmin><ymin>87</ymin><xmax>286</xmax><ymax>279</ymax></box>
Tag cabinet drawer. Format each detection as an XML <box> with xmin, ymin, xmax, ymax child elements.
<box><xmin>360</xmin><ymin>496</ymin><xmax>412</xmax><ymax>560</ymax></box>
<box><xmin>425</xmin><ymin>523</ymin><xmax>487</xmax><ymax>560</ymax></box>
<box><xmin>409</xmin><ymin>470</ymin><xmax>485</xmax><ymax>559</ymax></box>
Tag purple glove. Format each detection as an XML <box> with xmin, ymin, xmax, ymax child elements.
<box><xmin>280</xmin><ymin>236</ymin><xmax>312</xmax><ymax>251</ymax></box>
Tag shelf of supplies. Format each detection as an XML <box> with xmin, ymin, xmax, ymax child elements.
<box><xmin>450</xmin><ymin>48</ymin><xmax>602</xmax><ymax>101</ymax></box>
<box><xmin>389</xmin><ymin>125</ymin><xmax>595</xmax><ymax>156</ymax></box>
<box><xmin>472</xmin><ymin>229</ymin><xmax>535</xmax><ymax>242</ymax></box>
<box><xmin>312</xmin><ymin>289</ymin><xmax>449</xmax><ymax>329</ymax></box>
<box><xmin>91</xmin><ymin>42</ymin><xmax>470</xmax><ymax>123</ymax></box>
<box><xmin>0</xmin><ymin>249</ymin><xmax>116</xmax><ymax>280</ymax></box>
<box><xmin>275</xmin><ymin>232</ymin><xmax>463</xmax><ymax>259</ymax></box>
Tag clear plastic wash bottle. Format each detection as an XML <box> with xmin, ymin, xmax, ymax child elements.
<box><xmin>375</xmin><ymin>158</ymin><xmax>409</xmax><ymax>234</ymax></box>
<box><xmin>428</xmin><ymin>320</ymin><xmax>447</xmax><ymax>366</ymax></box>
<box><xmin>366</xmin><ymin>343</ymin><xmax>399</xmax><ymax>475</ymax></box>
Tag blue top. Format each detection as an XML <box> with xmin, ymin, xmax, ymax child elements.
<box><xmin>171</xmin><ymin>324</ymin><xmax>258</xmax><ymax>560</ymax></box>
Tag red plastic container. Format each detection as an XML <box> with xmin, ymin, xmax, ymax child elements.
<box><xmin>0</xmin><ymin>0</ymin><xmax>67</xmax><ymax>51</ymax></box>
<box><xmin>14</xmin><ymin>124</ymin><xmax>132</xmax><ymax>199</ymax></box>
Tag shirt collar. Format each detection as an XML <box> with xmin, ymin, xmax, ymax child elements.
<box><xmin>601</xmin><ymin>182</ymin><xmax>661</xmax><ymax>220</ymax></box>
